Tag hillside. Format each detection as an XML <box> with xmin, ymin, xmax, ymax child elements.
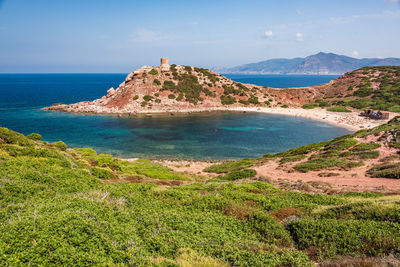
<box><xmin>200</xmin><ymin>116</ymin><xmax>400</xmax><ymax>190</ymax></box>
<box><xmin>1</xmin><ymin>118</ymin><xmax>400</xmax><ymax>265</ymax></box>
<box><xmin>218</xmin><ymin>52</ymin><xmax>400</xmax><ymax>75</ymax></box>
<box><xmin>44</xmin><ymin>62</ymin><xmax>400</xmax><ymax>117</ymax></box>
<box><xmin>44</xmin><ymin>62</ymin><xmax>304</xmax><ymax>114</ymax></box>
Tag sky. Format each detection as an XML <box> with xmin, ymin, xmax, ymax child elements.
<box><xmin>0</xmin><ymin>0</ymin><xmax>399</xmax><ymax>73</ymax></box>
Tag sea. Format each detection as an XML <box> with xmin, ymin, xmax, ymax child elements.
<box><xmin>0</xmin><ymin>73</ymin><xmax>349</xmax><ymax>160</ymax></box>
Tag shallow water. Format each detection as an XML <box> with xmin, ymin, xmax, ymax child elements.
<box><xmin>0</xmin><ymin>74</ymin><xmax>350</xmax><ymax>159</ymax></box>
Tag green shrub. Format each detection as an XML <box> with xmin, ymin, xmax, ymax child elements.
<box><xmin>349</xmin><ymin>150</ymin><xmax>380</xmax><ymax>159</ymax></box>
<box><xmin>351</xmin><ymin>142</ymin><xmax>381</xmax><ymax>151</ymax></box>
<box><xmin>367</xmin><ymin>163</ymin><xmax>400</xmax><ymax>179</ymax></box>
<box><xmin>315</xmin><ymin>99</ymin><xmax>330</xmax><ymax>107</ymax></box>
<box><xmin>90</xmin><ymin>167</ymin><xmax>113</xmax><ymax>179</ymax></box>
<box><xmin>52</xmin><ymin>141</ymin><xmax>67</xmax><ymax>151</ymax></box>
<box><xmin>26</xmin><ymin>133</ymin><xmax>42</xmax><ymax>141</ymax></box>
<box><xmin>302</xmin><ymin>104</ymin><xmax>318</xmax><ymax>109</ymax></box>
<box><xmin>220</xmin><ymin>95</ymin><xmax>236</xmax><ymax>105</ymax></box>
<box><xmin>294</xmin><ymin>158</ymin><xmax>363</xmax><ymax>172</ymax></box>
<box><xmin>281</xmin><ymin>104</ymin><xmax>288</xmax><ymax>108</ymax></box>
<box><xmin>143</xmin><ymin>95</ymin><xmax>153</xmax><ymax>102</ymax></box>
<box><xmin>0</xmin><ymin>127</ymin><xmax>32</xmax><ymax>146</ymax></box>
<box><xmin>168</xmin><ymin>94</ymin><xmax>176</xmax><ymax>99</ymax></box>
<box><xmin>148</xmin><ymin>69</ymin><xmax>158</xmax><ymax>75</ymax></box>
<box><xmin>220</xmin><ymin>169</ymin><xmax>257</xmax><ymax>180</ymax></box>
<box><xmin>280</xmin><ymin>155</ymin><xmax>307</xmax><ymax>164</ymax></box>
<box><xmin>176</xmin><ymin>93</ymin><xmax>183</xmax><ymax>101</ymax></box>
<box><xmin>133</xmin><ymin>95</ymin><xmax>139</xmax><ymax>100</ymax></box>
<box><xmin>388</xmin><ymin>105</ymin><xmax>400</xmax><ymax>112</ymax></box>
<box><xmin>287</xmin><ymin>218</ymin><xmax>400</xmax><ymax>259</ymax></box>
<box><xmin>327</xmin><ymin>106</ymin><xmax>352</xmax><ymax>112</ymax></box>
<box><xmin>162</xmin><ymin>80</ymin><xmax>176</xmax><ymax>90</ymax></box>
<box><xmin>153</xmin><ymin>79</ymin><xmax>161</xmax><ymax>85</ymax></box>
<box><xmin>204</xmin><ymin>159</ymin><xmax>254</xmax><ymax>173</ymax></box>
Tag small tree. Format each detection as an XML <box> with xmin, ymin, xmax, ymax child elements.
<box><xmin>148</xmin><ymin>69</ymin><xmax>158</xmax><ymax>75</ymax></box>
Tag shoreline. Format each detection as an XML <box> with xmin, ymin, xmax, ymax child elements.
<box><xmin>46</xmin><ymin>105</ymin><xmax>395</xmax><ymax>131</ymax></box>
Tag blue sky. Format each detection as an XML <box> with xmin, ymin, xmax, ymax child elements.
<box><xmin>0</xmin><ymin>0</ymin><xmax>399</xmax><ymax>72</ymax></box>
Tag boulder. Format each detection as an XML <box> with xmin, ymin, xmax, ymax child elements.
<box><xmin>107</xmin><ymin>87</ymin><xmax>116</xmax><ymax>96</ymax></box>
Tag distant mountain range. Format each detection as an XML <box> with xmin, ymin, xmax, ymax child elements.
<box><xmin>215</xmin><ymin>52</ymin><xmax>400</xmax><ymax>75</ymax></box>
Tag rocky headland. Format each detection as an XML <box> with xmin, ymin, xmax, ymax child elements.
<box><xmin>44</xmin><ymin>60</ymin><xmax>400</xmax><ymax>130</ymax></box>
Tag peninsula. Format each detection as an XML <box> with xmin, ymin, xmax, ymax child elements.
<box><xmin>44</xmin><ymin>59</ymin><xmax>400</xmax><ymax>130</ymax></box>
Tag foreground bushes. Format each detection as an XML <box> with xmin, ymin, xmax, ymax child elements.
<box><xmin>287</xmin><ymin>218</ymin><xmax>400</xmax><ymax>259</ymax></box>
<box><xmin>1</xmin><ymin>124</ymin><xmax>400</xmax><ymax>265</ymax></box>
<box><xmin>367</xmin><ymin>162</ymin><xmax>400</xmax><ymax>179</ymax></box>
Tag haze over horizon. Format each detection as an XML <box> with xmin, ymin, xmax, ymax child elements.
<box><xmin>0</xmin><ymin>0</ymin><xmax>399</xmax><ymax>73</ymax></box>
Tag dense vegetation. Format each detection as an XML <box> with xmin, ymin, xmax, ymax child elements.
<box><xmin>1</xmin><ymin>117</ymin><xmax>400</xmax><ymax>265</ymax></box>
<box><xmin>325</xmin><ymin>66</ymin><xmax>400</xmax><ymax>111</ymax></box>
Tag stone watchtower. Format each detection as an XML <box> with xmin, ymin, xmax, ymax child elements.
<box><xmin>160</xmin><ymin>57</ymin><xmax>170</xmax><ymax>72</ymax></box>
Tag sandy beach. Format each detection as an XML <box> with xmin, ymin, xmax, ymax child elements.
<box><xmin>113</xmin><ymin>106</ymin><xmax>394</xmax><ymax>131</ymax></box>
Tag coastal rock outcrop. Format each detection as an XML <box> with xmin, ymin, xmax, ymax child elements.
<box><xmin>43</xmin><ymin>61</ymin><xmax>400</xmax><ymax>116</ymax></box>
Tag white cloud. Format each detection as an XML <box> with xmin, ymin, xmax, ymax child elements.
<box><xmin>296</xmin><ymin>9</ymin><xmax>304</xmax><ymax>16</ymax></box>
<box><xmin>352</xmin><ymin>50</ymin><xmax>360</xmax><ymax>57</ymax></box>
<box><xmin>264</xmin><ymin>30</ymin><xmax>273</xmax><ymax>38</ymax></box>
<box><xmin>296</xmin><ymin>32</ymin><xmax>304</xmax><ymax>42</ymax></box>
<box><xmin>192</xmin><ymin>21</ymin><xmax>199</xmax><ymax>25</ymax></box>
<box><xmin>387</xmin><ymin>0</ymin><xmax>400</xmax><ymax>3</ymax></box>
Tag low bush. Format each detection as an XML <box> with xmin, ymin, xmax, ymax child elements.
<box><xmin>204</xmin><ymin>159</ymin><xmax>254</xmax><ymax>173</ymax></box>
<box><xmin>367</xmin><ymin>162</ymin><xmax>400</xmax><ymax>179</ymax></box>
<box><xmin>52</xmin><ymin>141</ymin><xmax>67</xmax><ymax>151</ymax></box>
<box><xmin>26</xmin><ymin>133</ymin><xmax>42</xmax><ymax>141</ymax></box>
<box><xmin>162</xmin><ymin>80</ymin><xmax>176</xmax><ymax>90</ymax></box>
<box><xmin>327</xmin><ymin>106</ymin><xmax>352</xmax><ymax>112</ymax></box>
<box><xmin>280</xmin><ymin>155</ymin><xmax>307</xmax><ymax>164</ymax></box>
<box><xmin>220</xmin><ymin>169</ymin><xmax>257</xmax><ymax>180</ymax></box>
<box><xmin>133</xmin><ymin>95</ymin><xmax>139</xmax><ymax>100</ymax></box>
<box><xmin>388</xmin><ymin>105</ymin><xmax>400</xmax><ymax>112</ymax></box>
<box><xmin>351</xmin><ymin>142</ymin><xmax>381</xmax><ymax>151</ymax></box>
<box><xmin>143</xmin><ymin>95</ymin><xmax>153</xmax><ymax>102</ymax></box>
<box><xmin>302</xmin><ymin>104</ymin><xmax>318</xmax><ymax>109</ymax></box>
<box><xmin>287</xmin><ymin>218</ymin><xmax>400</xmax><ymax>259</ymax></box>
<box><xmin>153</xmin><ymin>79</ymin><xmax>161</xmax><ymax>85</ymax></box>
<box><xmin>90</xmin><ymin>167</ymin><xmax>113</xmax><ymax>179</ymax></box>
<box><xmin>294</xmin><ymin>158</ymin><xmax>363</xmax><ymax>172</ymax></box>
<box><xmin>349</xmin><ymin>150</ymin><xmax>380</xmax><ymax>159</ymax></box>
<box><xmin>148</xmin><ymin>69</ymin><xmax>158</xmax><ymax>75</ymax></box>
<box><xmin>168</xmin><ymin>94</ymin><xmax>176</xmax><ymax>99</ymax></box>
<box><xmin>220</xmin><ymin>95</ymin><xmax>236</xmax><ymax>105</ymax></box>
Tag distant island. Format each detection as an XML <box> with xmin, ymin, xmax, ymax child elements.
<box><xmin>215</xmin><ymin>52</ymin><xmax>400</xmax><ymax>75</ymax></box>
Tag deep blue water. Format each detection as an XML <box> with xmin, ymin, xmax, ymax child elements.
<box><xmin>0</xmin><ymin>73</ymin><xmax>349</xmax><ymax>159</ymax></box>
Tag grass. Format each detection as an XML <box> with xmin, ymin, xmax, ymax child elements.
<box><xmin>367</xmin><ymin>162</ymin><xmax>400</xmax><ymax>179</ymax></box>
<box><xmin>302</xmin><ymin>104</ymin><xmax>318</xmax><ymax>109</ymax></box>
<box><xmin>1</xmin><ymin>118</ymin><xmax>400</xmax><ymax>265</ymax></box>
<box><xmin>327</xmin><ymin>106</ymin><xmax>352</xmax><ymax>112</ymax></box>
<box><xmin>294</xmin><ymin>158</ymin><xmax>363</xmax><ymax>172</ymax></box>
<box><xmin>218</xmin><ymin>169</ymin><xmax>257</xmax><ymax>180</ymax></box>
<box><xmin>324</xmin><ymin>67</ymin><xmax>400</xmax><ymax>111</ymax></box>
<box><xmin>204</xmin><ymin>159</ymin><xmax>254</xmax><ymax>173</ymax></box>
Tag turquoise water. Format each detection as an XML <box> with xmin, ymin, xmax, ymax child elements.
<box><xmin>0</xmin><ymin>74</ymin><xmax>349</xmax><ymax>159</ymax></box>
